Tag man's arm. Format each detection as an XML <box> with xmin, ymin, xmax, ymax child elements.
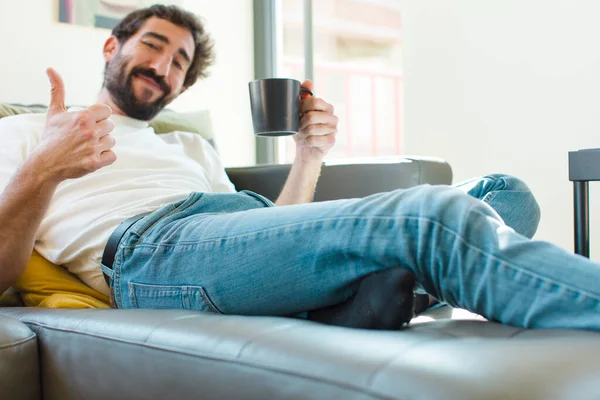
<box><xmin>0</xmin><ymin>157</ymin><xmax>60</xmax><ymax>292</ymax></box>
<box><xmin>275</xmin><ymin>80</ymin><xmax>339</xmax><ymax>206</ymax></box>
<box><xmin>0</xmin><ymin>68</ymin><xmax>116</xmax><ymax>293</ymax></box>
<box><xmin>275</xmin><ymin>158</ymin><xmax>324</xmax><ymax>205</ymax></box>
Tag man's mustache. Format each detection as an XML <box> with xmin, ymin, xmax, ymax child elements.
<box><xmin>131</xmin><ymin>68</ymin><xmax>171</xmax><ymax>94</ymax></box>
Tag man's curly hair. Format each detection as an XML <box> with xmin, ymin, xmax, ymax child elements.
<box><xmin>111</xmin><ymin>4</ymin><xmax>215</xmax><ymax>89</ymax></box>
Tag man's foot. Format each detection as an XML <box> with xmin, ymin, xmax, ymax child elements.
<box><xmin>306</xmin><ymin>268</ymin><xmax>416</xmax><ymax>330</ymax></box>
<box><xmin>414</xmin><ymin>294</ymin><xmax>441</xmax><ymax>314</ymax></box>
<box><xmin>414</xmin><ymin>294</ymin><xmax>434</xmax><ymax>314</ymax></box>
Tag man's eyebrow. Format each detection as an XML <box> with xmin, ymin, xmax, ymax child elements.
<box><xmin>141</xmin><ymin>32</ymin><xmax>191</xmax><ymax>64</ymax></box>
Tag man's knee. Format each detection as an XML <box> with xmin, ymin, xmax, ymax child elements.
<box><xmin>481</xmin><ymin>174</ymin><xmax>541</xmax><ymax>238</ymax></box>
<box><xmin>407</xmin><ymin>184</ymin><xmax>493</xmax><ymax>223</ymax></box>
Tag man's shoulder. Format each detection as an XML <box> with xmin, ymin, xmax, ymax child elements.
<box><xmin>157</xmin><ymin>130</ymin><xmax>213</xmax><ymax>147</ymax></box>
<box><xmin>0</xmin><ymin>112</ymin><xmax>47</xmax><ymax>131</ymax></box>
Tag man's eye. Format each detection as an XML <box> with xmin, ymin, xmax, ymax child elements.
<box><xmin>144</xmin><ymin>42</ymin><xmax>159</xmax><ymax>50</ymax></box>
<box><xmin>173</xmin><ymin>60</ymin><xmax>183</xmax><ymax>70</ymax></box>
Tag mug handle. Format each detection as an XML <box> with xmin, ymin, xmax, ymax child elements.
<box><xmin>299</xmin><ymin>87</ymin><xmax>313</xmax><ymax>121</ymax></box>
<box><xmin>300</xmin><ymin>87</ymin><xmax>313</xmax><ymax>97</ymax></box>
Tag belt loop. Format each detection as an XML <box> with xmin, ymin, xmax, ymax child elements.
<box><xmin>100</xmin><ymin>262</ymin><xmax>114</xmax><ymax>281</ymax></box>
<box><xmin>101</xmin><ymin>213</ymin><xmax>150</xmax><ymax>270</ymax></box>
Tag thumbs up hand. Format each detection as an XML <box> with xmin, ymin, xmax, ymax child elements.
<box><xmin>34</xmin><ymin>68</ymin><xmax>117</xmax><ymax>183</ymax></box>
<box><xmin>46</xmin><ymin>67</ymin><xmax>68</xmax><ymax>117</ymax></box>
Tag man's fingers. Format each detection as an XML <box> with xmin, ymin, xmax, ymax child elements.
<box><xmin>97</xmin><ymin>134</ymin><xmax>116</xmax><ymax>152</ymax></box>
<box><xmin>95</xmin><ymin>118</ymin><xmax>115</xmax><ymax>137</ymax></box>
<box><xmin>46</xmin><ymin>68</ymin><xmax>67</xmax><ymax>116</ymax></box>
<box><xmin>300</xmin><ymin>111</ymin><xmax>339</xmax><ymax>132</ymax></box>
<box><xmin>300</xmin><ymin>80</ymin><xmax>314</xmax><ymax>101</ymax></box>
<box><xmin>87</xmin><ymin>103</ymin><xmax>113</xmax><ymax>122</ymax></box>
<box><xmin>303</xmin><ymin>132</ymin><xmax>337</xmax><ymax>148</ymax></box>
<box><xmin>301</xmin><ymin>79</ymin><xmax>314</xmax><ymax>94</ymax></box>
<box><xmin>298</xmin><ymin>123</ymin><xmax>337</xmax><ymax>138</ymax></box>
<box><xmin>301</xmin><ymin>96</ymin><xmax>334</xmax><ymax>114</ymax></box>
<box><xmin>97</xmin><ymin>150</ymin><xmax>117</xmax><ymax>168</ymax></box>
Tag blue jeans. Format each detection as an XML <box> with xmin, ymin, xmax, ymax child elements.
<box><xmin>106</xmin><ymin>174</ymin><xmax>600</xmax><ymax>330</ymax></box>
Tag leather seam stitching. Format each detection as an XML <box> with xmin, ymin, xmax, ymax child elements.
<box><xmin>0</xmin><ymin>334</ymin><xmax>36</xmax><ymax>350</ymax></box>
<box><xmin>23</xmin><ymin>321</ymin><xmax>398</xmax><ymax>400</ymax></box>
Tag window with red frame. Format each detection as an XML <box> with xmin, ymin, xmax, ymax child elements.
<box><xmin>277</xmin><ymin>0</ymin><xmax>403</xmax><ymax>163</ymax></box>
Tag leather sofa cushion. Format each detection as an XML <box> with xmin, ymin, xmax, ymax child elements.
<box><xmin>1</xmin><ymin>307</ymin><xmax>600</xmax><ymax>400</ymax></box>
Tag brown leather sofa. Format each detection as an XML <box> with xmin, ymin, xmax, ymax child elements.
<box><xmin>2</xmin><ymin>158</ymin><xmax>600</xmax><ymax>400</ymax></box>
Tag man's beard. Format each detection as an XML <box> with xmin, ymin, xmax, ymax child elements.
<box><xmin>103</xmin><ymin>52</ymin><xmax>175</xmax><ymax>121</ymax></box>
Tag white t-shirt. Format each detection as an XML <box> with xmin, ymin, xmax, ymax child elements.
<box><xmin>0</xmin><ymin>111</ymin><xmax>236</xmax><ymax>295</ymax></box>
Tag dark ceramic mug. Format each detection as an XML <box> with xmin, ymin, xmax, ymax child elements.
<box><xmin>248</xmin><ymin>78</ymin><xmax>313</xmax><ymax>137</ymax></box>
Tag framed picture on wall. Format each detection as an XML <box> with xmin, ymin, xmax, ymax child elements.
<box><xmin>57</xmin><ymin>0</ymin><xmax>183</xmax><ymax>30</ymax></box>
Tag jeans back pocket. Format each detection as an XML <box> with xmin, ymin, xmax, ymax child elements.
<box><xmin>128</xmin><ymin>282</ymin><xmax>223</xmax><ymax>314</ymax></box>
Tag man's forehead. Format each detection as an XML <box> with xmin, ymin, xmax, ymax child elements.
<box><xmin>132</xmin><ymin>17</ymin><xmax>194</xmax><ymax>54</ymax></box>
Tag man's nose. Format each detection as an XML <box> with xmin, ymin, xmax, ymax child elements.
<box><xmin>149</xmin><ymin>55</ymin><xmax>172</xmax><ymax>78</ymax></box>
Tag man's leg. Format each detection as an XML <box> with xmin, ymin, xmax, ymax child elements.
<box><xmin>112</xmin><ymin>187</ymin><xmax>600</xmax><ymax>330</ymax></box>
<box><xmin>414</xmin><ymin>174</ymin><xmax>541</xmax><ymax>313</ymax></box>
<box><xmin>453</xmin><ymin>174</ymin><xmax>541</xmax><ymax>239</ymax></box>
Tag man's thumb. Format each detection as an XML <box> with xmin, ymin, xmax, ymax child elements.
<box><xmin>46</xmin><ymin>68</ymin><xmax>67</xmax><ymax>116</ymax></box>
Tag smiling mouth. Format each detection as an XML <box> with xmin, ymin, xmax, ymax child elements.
<box><xmin>136</xmin><ymin>75</ymin><xmax>163</xmax><ymax>92</ymax></box>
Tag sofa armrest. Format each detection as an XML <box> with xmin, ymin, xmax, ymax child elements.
<box><xmin>226</xmin><ymin>156</ymin><xmax>452</xmax><ymax>202</ymax></box>
<box><xmin>0</xmin><ymin>315</ymin><xmax>39</xmax><ymax>400</ymax></box>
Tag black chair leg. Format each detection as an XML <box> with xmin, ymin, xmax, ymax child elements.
<box><xmin>574</xmin><ymin>181</ymin><xmax>590</xmax><ymax>257</ymax></box>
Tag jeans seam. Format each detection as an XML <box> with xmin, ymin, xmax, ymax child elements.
<box><xmin>128</xmin><ymin>282</ymin><xmax>224</xmax><ymax>313</ymax></box>
<box><xmin>120</xmin><ymin>215</ymin><xmax>423</xmax><ymax>248</ymax></box>
<box><xmin>444</xmin><ymin>211</ymin><xmax>600</xmax><ymax>303</ymax></box>
<box><xmin>113</xmin><ymin>246</ymin><xmax>124</xmax><ymax>309</ymax></box>
<box><xmin>192</xmin><ymin>286</ymin><xmax>223</xmax><ymax>314</ymax></box>
<box><xmin>124</xmin><ymin>214</ymin><xmax>600</xmax><ymax>303</ymax></box>
<box><xmin>240</xmin><ymin>190</ymin><xmax>275</xmax><ymax>207</ymax></box>
<box><xmin>136</xmin><ymin>192</ymin><xmax>203</xmax><ymax>242</ymax></box>
<box><xmin>128</xmin><ymin>282</ymin><xmax>139</xmax><ymax>308</ymax></box>
<box><xmin>482</xmin><ymin>191</ymin><xmax>497</xmax><ymax>206</ymax></box>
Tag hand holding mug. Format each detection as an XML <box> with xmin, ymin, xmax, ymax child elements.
<box><xmin>294</xmin><ymin>79</ymin><xmax>338</xmax><ymax>162</ymax></box>
<box><xmin>248</xmin><ymin>77</ymin><xmax>338</xmax><ymax>162</ymax></box>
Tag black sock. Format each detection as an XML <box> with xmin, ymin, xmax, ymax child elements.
<box><xmin>414</xmin><ymin>293</ymin><xmax>431</xmax><ymax>315</ymax></box>
<box><xmin>414</xmin><ymin>294</ymin><xmax>441</xmax><ymax>314</ymax></box>
<box><xmin>306</xmin><ymin>268</ymin><xmax>416</xmax><ymax>330</ymax></box>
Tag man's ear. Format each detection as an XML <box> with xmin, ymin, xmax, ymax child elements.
<box><xmin>103</xmin><ymin>36</ymin><xmax>119</xmax><ymax>63</ymax></box>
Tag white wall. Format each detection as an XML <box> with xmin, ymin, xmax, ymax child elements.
<box><xmin>402</xmin><ymin>0</ymin><xmax>600</xmax><ymax>258</ymax></box>
<box><xmin>0</xmin><ymin>0</ymin><xmax>255</xmax><ymax>167</ymax></box>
